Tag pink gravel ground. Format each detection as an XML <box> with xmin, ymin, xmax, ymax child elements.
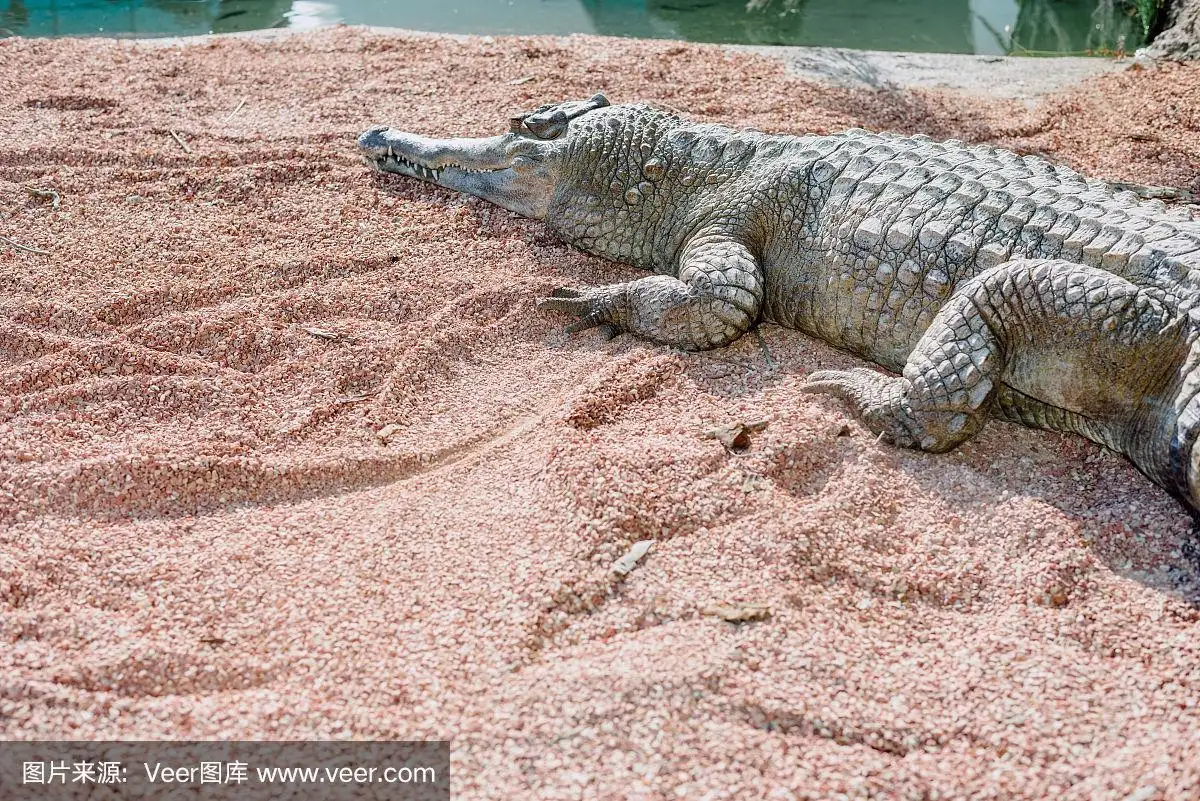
<box><xmin>1</xmin><ymin>27</ymin><xmax>1200</xmax><ymax>799</ymax></box>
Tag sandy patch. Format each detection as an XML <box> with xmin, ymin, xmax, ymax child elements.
<box><xmin>1</xmin><ymin>27</ymin><xmax>1199</xmax><ymax>799</ymax></box>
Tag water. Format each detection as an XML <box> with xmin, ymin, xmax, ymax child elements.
<box><xmin>0</xmin><ymin>0</ymin><xmax>1148</xmax><ymax>55</ymax></box>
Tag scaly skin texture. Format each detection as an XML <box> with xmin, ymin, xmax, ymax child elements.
<box><xmin>359</xmin><ymin>96</ymin><xmax>1200</xmax><ymax>511</ymax></box>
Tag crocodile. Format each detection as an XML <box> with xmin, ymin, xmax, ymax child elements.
<box><xmin>358</xmin><ymin>93</ymin><xmax>1200</xmax><ymax>512</ymax></box>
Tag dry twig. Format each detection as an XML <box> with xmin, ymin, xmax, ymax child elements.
<box><xmin>168</xmin><ymin>129</ymin><xmax>193</xmax><ymax>154</ymax></box>
<box><xmin>24</xmin><ymin>186</ymin><xmax>61</xmax><ymax>209</ymax></box>
<box><xmin>0</xmin><ymin>235</ymin><xmax>49</xmax><ymax>256</ymax></box>
<box><xmin>223</xmin><ymin>98</ymin><xmax>246</xmax><ymax>122</ymax></box>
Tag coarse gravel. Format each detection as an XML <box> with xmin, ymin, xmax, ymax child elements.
<box><xmin>1</xmin><ymin>26</ymin><xmax>1199</xmax><ymax>800</ymax></box>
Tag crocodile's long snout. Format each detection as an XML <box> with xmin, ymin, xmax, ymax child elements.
<box><xmin>357</xmin><ymin>127</ymin><xmax>513</xmax><ymax>176</ymax></box>
<box><xmin>357</xmin><ymin>126</ymin><xmax>553</xmax><ymax>220</ymax></box>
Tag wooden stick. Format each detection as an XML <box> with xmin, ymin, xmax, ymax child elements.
<box><xmin>169</xmin><ymin>129</ymin><xmax>193</xmax><ymax>154</ymax></box>
<box><xmin>223</xmin><ymin>98</ymin><xmax>246</xmax><ymax>122</ymax></box>
<box><xmin>0</xmin><ymin>235</ymin><xmax>50</xmax><ymax>256</ymax></box>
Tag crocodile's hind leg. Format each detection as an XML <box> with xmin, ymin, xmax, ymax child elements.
<box><xmin>538</xmin><ymin>235</ymin><xmax>763</xmax><ymax>350</ymax></box>
<box><xmin>803</xmin><ymin>258</ymin><xmax>1185</xmax><ymax>455</ymax></box>
<box><xmin>991</xmin><ymin>384</ymin><xmax>1120</xmax><ymax>450</ymax></box>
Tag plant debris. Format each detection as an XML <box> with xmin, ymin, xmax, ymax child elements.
<box><xmin>611</xmin><ymin>540</ymin><xmax>654</xmax><ymax>576</ymax></box>
<box><xmin>0</xmin><ymin>235</ymin><xmax>49</xmax><ymax>256</ymax></box>
<box><xmin>704</xmin><ymin>419</ymin><xmax>769</xmax><ymax>453</ymax></box>
<box><xmin>223</xmin><ymin>98</ymin><xmax>246</xmax><ymax>122</ymax></box>
<box><xmin>302</xmin><ymin>326</ymin><xmax>342</xmax><ymax>342</ymax></box>
<box><xmin>375</xmin><ymin>423</ymin><xmax>402</xmax><ymax>442</ymax></box>
<box><xmin>333</xmin><ymin>393</ymin><xmax>374</xmax><ymax>405</ymax></box>
<box><xmin>168</xmin><ymin>129</ymin><xmax>193</xmax><ymax>154</ymax></box>
<box><xmin>703</xmin><ymin>602</ymin><xmax>772</xmax><ymax>623</ymax></box>
<box><xmin>23</xmin><ymin>186</ymin><xmax>61</xmax><ymax>209</ymax></box>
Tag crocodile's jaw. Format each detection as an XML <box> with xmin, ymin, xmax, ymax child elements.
<box><xmin>357</xmin><ymin>126</ymin><xmax>554</xmax><ymax>220</ymax></box>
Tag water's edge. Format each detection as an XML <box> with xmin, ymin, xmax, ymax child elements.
<box><xmin>87</xmin><ymin>24</ymin><xmax>1132</xmax><ymax>102</ymax></box>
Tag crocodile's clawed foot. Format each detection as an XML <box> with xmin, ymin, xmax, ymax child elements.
<box><xmin>537</xmin><ymin>285</ymin><xmax>625</xmax><ymax>337</ymax></box>
<box><xmin>802</xmin><ymin>367</ymin><xmax>930</xmax><ymax>449</ymax></box>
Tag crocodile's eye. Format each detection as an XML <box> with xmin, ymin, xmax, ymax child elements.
<box><xmin>509</xmin><ymin>111</ymin><xmax>566</xmax><ymax>140</ymax></box>
<box><xmin>523</xmin><ymin>111</ymin><xmax>568</xmax><ymax>140</ymax></box>
<box><xmin>508</xmin><ymin>94</ymin><xmax>607</xmax><ymax>139</ymax></box>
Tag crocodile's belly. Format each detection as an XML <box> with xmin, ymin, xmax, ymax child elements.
<box><xmin>760</xmin><ymin>254</ymin><xmax>946</xmax><ymax>372</ymax></box>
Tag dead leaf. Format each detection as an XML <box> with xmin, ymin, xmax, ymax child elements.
<box><xmin>611</xmin><ymin>540</ymin><xmax>654</xmax><ymax>576</ymax></box>
<box><xmin>376</xmin><ymin>423</ymin><xmax>402</xmax><ymax>442</ymax></box>
<box><xmin>704</xmin><ymin>602</ymin><xmax>771</xmax><ymax>623</ymax></box>
<box><xmin>303</xmin><ymin>326</ymin><xmax>341</xmax><ymax>341</ymax></box>
<box><xmin>705</xmin><ymin>419</ymin><xmax>769</xmax><ymax>453</ymax></box>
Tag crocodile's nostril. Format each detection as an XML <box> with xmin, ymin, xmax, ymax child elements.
<box><xmin>357</xmin><ymin>126</ymin><xmax>390</xmax><ymax>148</ymax></box>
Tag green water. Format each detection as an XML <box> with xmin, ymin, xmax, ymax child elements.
<box><xmin>0</xmin><ymin>0</ymin><xmax>1149</xmax><ymax>55</ymax></box>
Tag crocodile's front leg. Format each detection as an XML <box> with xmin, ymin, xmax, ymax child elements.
<box><xmin>539</xmin><ymin>235</ymin><xmax>763</xmax><ymax>350</ymax></box>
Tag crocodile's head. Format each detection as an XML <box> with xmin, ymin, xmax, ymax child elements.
<box><xmin>359</xmin><ymin>94</ymin><xmax>689</xmax><ymax>267</ymax></box>
<box><xmin>358</xmin><ymin>94</ymin><xmax>615</xmax><ymax>220</ymax></box>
